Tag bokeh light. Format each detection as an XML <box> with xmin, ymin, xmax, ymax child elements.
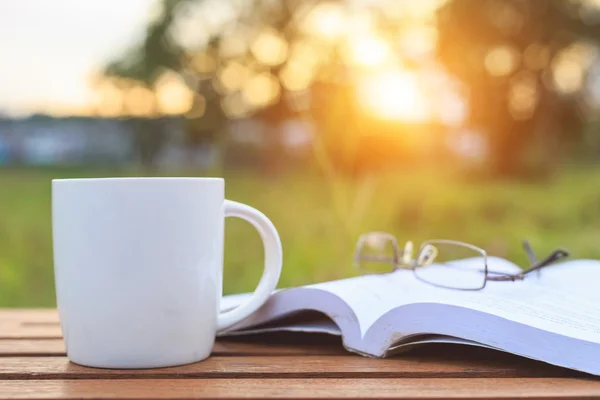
<box><xmin>190</xmin><ymin>51</ymin><xmax>217</xmax><ymax>75</ymax></box>
<box><xmin>280</xmin><ymin>62</ymin><xmax>315</xmax><ymax>92</ymax></box>
<box><xmin>397</xmin><ymin>25</ymin><xmax>438</xmax><ymax>58</ymax></box>
<box><xmin>124</xmin><ymin>85</ymin><xmax>156</xmax><ymax>117</ymax></box>
<box><xmin>221</xmin><ymin>91</ymin><xmax>251</xmax><ymax>118</ymax></box>
<box><xmin>155</xmin><ymin>72</ymin><xmax>194</xmax><ymax>115</ymax></box>
<box><xmin>250</xmin><ymin>27</ymin><xmax>289</xmax><ymax>66</ymax></box>
<box><xmin>357</xmin><ymin>68</ymin><xmax>431</xmax><ymax>122</ymax></box>
<box><xmin>508</xmin><ymin>71</ymin><xmax>539</xmax><ymax>120</ymax></box>
<box><xmin>241</xmin><ymin>72</ymin><xmax>281</xmax><ymax>109</ymax></box>
<box><xmin>345</xmin><ymin>34</ymin><xmax>390</xmax><ymax>68</ymax></box>
<box><xmin>302</xmin><ymin>2</ymin><xmax>347</xmax><ymax>40</ymax></box>
<box><xmin>218</xmin><ymin>61</ymin><xmax>252</xmax><ymax>92</ymax></box>
<box><xmin>219</xmin><ymin>29</ymin><xmax>249</xmax><ymax>59</ymax></box>
<box><xmin>93</xmin><ymin>81</ymin><xmax>125</xmax><ymax>117</ymax></box>
<box><xmin>484</xmin><ymin>45</ymin><xmax>520</xmax><ymax>77</ymax></box>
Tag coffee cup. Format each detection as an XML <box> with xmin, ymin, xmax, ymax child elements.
<box><xmin>52</xmin><ymin>177</ymin><xmax>282</xmax><ymax>369</ymax></box>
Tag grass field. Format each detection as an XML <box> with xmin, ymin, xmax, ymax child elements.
<box><xmin>2</xmin><ymin>164</ymin><xmax>600</xmax><ymax>307</ymax></box>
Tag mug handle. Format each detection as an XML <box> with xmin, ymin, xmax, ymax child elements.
<box><xmin>216</xmin><ymin>200</ymin><xmax>283</xmax><ymax>331</ymax></box>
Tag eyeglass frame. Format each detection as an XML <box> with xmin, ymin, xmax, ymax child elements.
<box><xmin>353</xmin><ymin>232</ymin><xmax>570</xmax><ymax>290</ymax></box>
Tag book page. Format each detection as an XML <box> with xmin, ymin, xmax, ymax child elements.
<box><xmin>438</xmin><ymin>259</ymin><xmax>600</xmax><ymax>343</ymax></box>
<box><xmin>220</xmin><ymin>258</ymin><xmax>600</xmax><ymax>344</ymax></box>
<box><xmin>380</xmin><ymin>258</ymin><xmax>600</xmax><ymax>344</ymax></box>
<box><xmin>303</xmin><ymin>257</ymin><xmax>600</xmax><ymax>342</ymax></box>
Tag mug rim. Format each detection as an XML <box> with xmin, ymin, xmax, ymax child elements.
<box><xmin>52</xmin><ymin>177</ymin><xmax>224</xmax><ymax>183</ymax></box>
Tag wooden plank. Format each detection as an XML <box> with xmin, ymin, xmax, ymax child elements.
<box><xmin>212</xmin><ymin>337</ymin><xmax>346</xmax><ymax>356</ymax></box>
<box><xmin>0</xmin><ymin>340</ymin><xmax>65</xmax><ymax>356</ymax></box>
<box><xmin>0</xmin><ymin>356</ymin><xmax>581</xmax><ymax>379</ymax></box>
<box><xmin>0</xmin><ymin>338</ymin><xmax>346</xmax><ymax>357</ymax></box>
<box><xmin>0</xmin><ymin>310</ymin><xmax>59</xmax><ymax>323</ymax></box>
<box><xmin>0</xmin><ymin>308</ymin><xmax>62</xmax><ymax>339</ymax></box>
<box><xmin>2</xmin><ymin>378</ymin><xmax>600</xmax><ymax>399</ymax></box>
<box><xmin>0</xmin><ymin>323</ymin><xmax>62</xmax><ymax>339</ymax></box>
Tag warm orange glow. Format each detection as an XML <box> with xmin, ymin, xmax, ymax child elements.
<box><xmin>94</xmin><ymin>82</ymin><xmax>125</xmax><ymax>117</ymax></box>
<box><xmin>523</xmin><ymin>43</ymin><xmax>550</xmax><ymax>71</ymax></box>
<box><xmin>186</xmin><ymin>94</ymin><xmax>207</xmax><ymax>119</ymax></box>
<box><xmin>552</xmin><ymin>59</ymin><xmax>584</xmax><ymax>93</ymax></box>
<box><xmin>190</xmin><ymin>51</ymin><xmax>217</xmax><ymax>74</ymax></box>
<box><xmin>124</xmin><ymin>85</ymin><xmax>156</xmax><ymax>116</ymax></box>
<box><xmin>221</xmin><ymin>92</ymin><xmax>250</xmax><ymax>118</ymax></box>
<box><xmin>550</xmin><ymin>42</ymin><xmax>592</xmax><ymax>94</ymax></box>
<box><xmin>398</xmin><ymin>25</ymin><xmax>437</xmax><ymax>57</ymax></box>
<box><xmin>250</xmin><ymin>27</ymin><xmax>289</xmax><ymax>66</ymax></box>
<box><xmin>219</xmin><ymin>31</ymin><xmax>248</xmax><ymax>59</ymax></box>
<box><xmin>358</xmin><ymin>69</ymin><xmax>431</xmax><ymax>122</ymax></box>
<box><xmin>218</xmin><ymin>61</ymin><xmax>251</xmax><ymax>92</ymax></box>
<box><xmin>155</xmin><ymin>72</ymin><xmax>194</xmax><ymax>115</ymax></box>
<box><xmin>280</xmin><ymin>40</ymin><xmax>319</xmax><ymax>91</ymax></box>
<box><xmin>345</xmin><ymin>35</ymin><xmax>390</xmax><ymax>68</ymax></box>
<box><xmin>280</xmin><ymin>62</ymin><xmax>314</xmax><ymax>91</ymax></box>
<box><xmin>242</xmin><ymin>72</ymin><xmax>281</xmax><ymax>108</ymax></box>
<box><xmin>508</xmin><ymin>72</ymin><xmax>538</xmax><ymax>120</ymax></box>
<box><xmin>484</xmin><ymin>45</ymin><xmax>519</xmax><ymax>77</ymax></box>
<box><xmin>303</xmin><ymin>3</ymin><xmax>347</xmax><ymax>40</ymax></box>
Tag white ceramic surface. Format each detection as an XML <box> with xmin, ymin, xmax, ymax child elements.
<box><xmin>52</xmin><ymin>177</ymin><xmax>282</xmax><ymax>369</ymax></box>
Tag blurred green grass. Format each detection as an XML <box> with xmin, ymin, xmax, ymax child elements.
<box><xmin>1</xmin><ymin>165</ymin><xmax>600</xmax><ymax>307</ymax></box>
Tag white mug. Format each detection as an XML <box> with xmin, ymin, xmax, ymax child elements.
<box><xmin>51</xmin><ymin>177</ymin><xmax>282</xmax><ymax>369</ymax></box>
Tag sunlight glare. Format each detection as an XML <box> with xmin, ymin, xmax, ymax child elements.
<box><xmin>358</xmin><ymin>69</ymin><xmax>431</xmax><ymax>122</ymax></box>
<box><xmin>398</xmin><ymin>25</ymin><xmax>437</xmax><ymax>58</ymax></box>
<box><xmin>346</xmin><ymin>35</ymin><xmax>390</xmax><ymax>67</ymax></box>
<box><xmin>303</xmin><ymin>3</ymin><xmax>347</xmax><ymax>40</ymax></box>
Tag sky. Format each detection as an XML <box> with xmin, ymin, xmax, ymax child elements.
<box><xmin>0</xmin><ymin>0</ymin><xmax>479</xmax><ymax>125</ymax></box>
<box><xmin>0</xmin><ymin>0</ymin><xmax>158</xmax><ymax>116</ymax></box>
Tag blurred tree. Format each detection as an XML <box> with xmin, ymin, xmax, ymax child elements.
<box><xmin>100</xmin><ymin>0</ymin><xmax>600</xmax><ymax>177</ymax></box>
<box><xmin>99</xmin><ymin>0</ymin><xmax>413</xmax><ymax>175</ymax></box>
<box><xmin>436</xmin><ymin>0</ymin><xmax>600</xmax><ymax>177</ymax></box>
<box><xmin>102</xmin><ymin>0</ymin><xmax>186</xmax><ymax>169</ymax></box>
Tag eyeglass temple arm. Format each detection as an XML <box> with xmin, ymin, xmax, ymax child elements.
<box><xmin>486</xmin><ymin>244</ymin><xmax>569</xmax><ymax>282</ymax></box>
<box><xmin>522</xmin><ymin>240</ymin><xmax>538</xmax><ymax>265</ymax></box>
<box><xmin>520</xmin><ymin>248</ymin><xmax>569</xmax><ymax>275</ymax></box>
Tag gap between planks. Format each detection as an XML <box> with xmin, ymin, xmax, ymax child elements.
<box><xmin>0</xmin><ymin>338</ymin><xmax>347</xmax><ymax>357</ymax></box>
<box><xmin>2</xmin><ymin>378</ymin><xmax>600</xmax><ymax>399</ymax></box>
<box><xmin>0</xmin><ymin>356</ymin><xmax>585</xmax><ymax>379</ymax></box>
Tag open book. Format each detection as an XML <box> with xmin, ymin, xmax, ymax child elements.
<box><xmin>218</xmin><ymin>257</ymin><xmax>600</xmax><ymax>376</ymax></box>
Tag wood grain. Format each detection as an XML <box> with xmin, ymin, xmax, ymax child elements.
<box><xmin>0</xmin><ymin>340</ymin><xmax>65</xmax><ymax>356</ymax></box>
<box><xmin>0</xmin><ymin>322</ymin><xmax>62</xmax><ymax>339</ymax></box>
<box><xmin>0</xmin><ymin>339</ymin><xmax>346</xmax><ymax>357</ymax></box>
<box><xmin>0</xmin><ymin>310</ymin><xmax>58</xmax><ymax>323</ymax></box>
<box><xmin>2</xmin><ymin>378</ymin><xmax>600</xmax><ymax>399</ymax></box>
<box><xmin>0</xmin><ymin>356</ymin><xmax>581</xmax><ymax>379</ymax></box>
<box><xmin>1</xmin><ymin>309</ymin><xmax>598</xmax><ymax>400</ymax></box>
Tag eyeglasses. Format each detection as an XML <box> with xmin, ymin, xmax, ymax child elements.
<box><xmin>353</xmin><ymin>232</ymin><xmax>570</xmax><ymax>290</ymax></box>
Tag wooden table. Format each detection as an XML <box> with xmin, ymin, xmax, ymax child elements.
<box><xmin>1</xmin><ymin>309</ymin><xmax>600</xmax><ymax>399</ymax></box>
